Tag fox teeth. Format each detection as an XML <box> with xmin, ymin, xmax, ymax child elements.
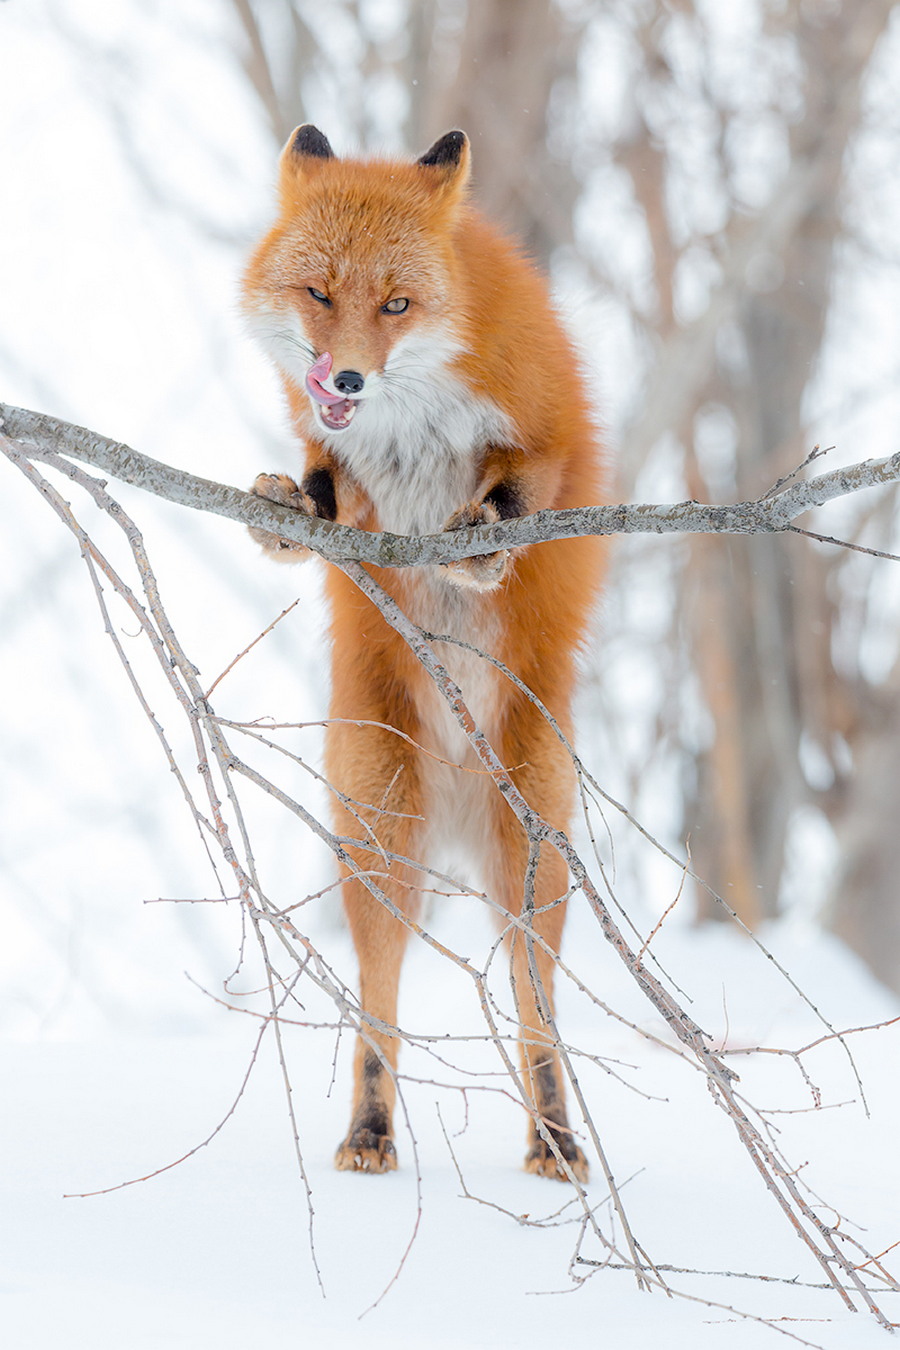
<box><xmin>318</xmin><ymin>398</ymin><xmax>358</xmax><ymax>431</ymax></box>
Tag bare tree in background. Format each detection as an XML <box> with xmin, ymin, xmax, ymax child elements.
<box><xmin>586</xmin><ymin>3</ymin><xmax>899</xmax><ymax>963</ymax></box>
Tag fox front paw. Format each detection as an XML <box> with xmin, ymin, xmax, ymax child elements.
<box><xmin>248</xmin><ymin>472</ymin><xmax>314</xmax><ymax>560</ymax></box>
<box><xmin>441</xmin><ymin>500</ymin><xmax>508</xmax><ymax>591</ymax></box>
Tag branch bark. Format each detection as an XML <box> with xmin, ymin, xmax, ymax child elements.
<box><xmin>3</xmin><ymin>404</ymin><xmax>900</xmax><ymax>568</ymax></box>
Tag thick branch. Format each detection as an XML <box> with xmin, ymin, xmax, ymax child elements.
<box><xmin>3</xmin><ymin>403</ymin><xmax>899</xmax><ymax>567</ymax></box>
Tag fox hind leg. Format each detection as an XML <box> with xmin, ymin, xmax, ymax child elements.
<box><xmin>328</xmin><ymin>719</ymin><xmax>424</xmax><ymax>1174</ymax></box>
<box><xmin>514</xmin><ymin>897</ymin><xmax>589</xmax><ymax>1182</ymax></box>
<box><xmin>334</xmin><ymin>876</ymin><xmax>410</xmax><ymax>1174</ymax></box>
<box><xmin>487</xmin><ymin>725</ymin><xmax>589</xmax><ymax>1182</ymax></box>
<box><xmin>511</xmin><ymin>846</ymin><xmax>589</xmax><ymax>1182</ymax></box>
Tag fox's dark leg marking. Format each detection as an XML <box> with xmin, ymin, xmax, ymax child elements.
<box><xmin>335</xmin><ymin>1047</ymin><xmax>398</xmax><ymax>1173</ymax></box>
<box><xmin>524</xmin><ymin>1058</ymin><xmax>588</xmax><ymax>1181</ymax></box>
<box><xmin>302</xmin><ymin>466</ymin><xmax>337</xmax><ymax>521</ymax></box>
<box><xmin>484</xmin><ymin>478</ymin><xmax>525</xmax><ymax>521</ymax></box>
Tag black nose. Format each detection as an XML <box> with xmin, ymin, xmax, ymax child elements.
<box><xmin>334</xmin><ymin>369</ymin><xmax>365</xmax><ymax>395</ymax></box>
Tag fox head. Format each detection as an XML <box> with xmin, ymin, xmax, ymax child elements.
<box><xmin>242</xmin><ymin>126</ymin><xmax>475</xmax><ymax>440</ymax></box>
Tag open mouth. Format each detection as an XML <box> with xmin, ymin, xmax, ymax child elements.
<box><xmin>306</xmin><ymin>352</ymin><xmax>360</xmax><ymax>433</ymax></box>
<box><xmin>315</xmin><ymin>397</ymin><xmax>359</xmax><ymax>431</ymax></box>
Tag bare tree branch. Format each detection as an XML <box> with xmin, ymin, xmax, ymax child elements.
<box><xmin>3</xmin><ymin>404</ymin><xmax>900</xmax><ymax>569</ymax></box>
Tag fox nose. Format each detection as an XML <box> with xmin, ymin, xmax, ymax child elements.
<box><xmin>334</xmin><ymin>369</ymin><xmax>365</xmax><ymax>396</ymax></box>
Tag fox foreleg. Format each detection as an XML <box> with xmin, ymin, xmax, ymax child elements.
<box><xmin>248</xmin><ymin>472</ymin><xmax>315</xmax><ymax>561</ymax></box>
<box><xmin>440</xmin><ymin>498</ymin><xmax>509</xmax><ymax>591</ymax></box>
<box><xmin>249</xmin><ymin>465</ymin><xmax>338</xmax><ymax>561</ymax></box>
<box><xmin>442</xmin><ymin>469</ymin><xmax>533</xmax><ymax>590</ymax></box>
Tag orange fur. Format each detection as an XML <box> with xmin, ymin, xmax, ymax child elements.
<box><xmin>243</xmin><ymin>127</ymin><xmax>606</xmax><ymax>1179</ymax></box>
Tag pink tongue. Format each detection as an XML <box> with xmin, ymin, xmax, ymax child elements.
<box><xmin>306</xmin><ymin>352</ymin><xmax>347</xmax><ymax>406</ymax></box>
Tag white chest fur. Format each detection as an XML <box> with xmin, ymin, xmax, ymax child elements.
<box><xmin>405</xmin><ymin>579</ymin><xmax>505</xmax><ymax>889</ymax></box>
<box><xmin>322</xmin><ymin>329</ymin><xmax>512</xmax><ymax>536</ymax></box>
<box><xmin>328</xmin><ymin>331</ymin><xmax>510</xmax><ymax>761</ymax></box>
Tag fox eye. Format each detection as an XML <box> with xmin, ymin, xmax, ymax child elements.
<box><xmin>382</xmin><ymin>297</ymin><xmax>410</xmax><ymax>314</ymax></box>
<box><xmin>307</xmin><ymin>287</ymin><xmax>331</xmax><ymax>306</ymax></box>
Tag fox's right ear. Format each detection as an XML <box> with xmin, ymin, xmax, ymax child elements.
<box><xmin>417</xmin><ymin>130</ymin><xmax>470</xmax><ymax>198</ymax></box>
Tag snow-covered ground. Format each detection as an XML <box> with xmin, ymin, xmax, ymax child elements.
<box><xmin>3</xmin><ymin>904</ymin><xmax>899</xmax><ymax>1349</ymax></box>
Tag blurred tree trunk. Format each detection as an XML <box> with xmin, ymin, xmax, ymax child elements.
<box><xmin>826</xmin><ymin>650</ymin><xmax>900</xmax><ymax>989</ymax></box>
<box><xmin>700</xmin><ymin>6</ymin><xmax>892</xmax><ymax>925</ymax></box>
<box><xmin>615</xmin><ymin>2</ymin><xmax>895</xmax><ymax>930</ymax></box>
<box><xmin>416</xmin><ymin>0</ymin><xmax>581</xmax><ymax>262</ymax></box>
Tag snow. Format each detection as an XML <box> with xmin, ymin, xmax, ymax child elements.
<box><xmin>2</xmin><ymin>4</ymin><xmax>900</xmax><ymax>1346</ymax></box>
<box><xmin>3</xmin><ymin>912</ymin><xmax>899</xmax><ymax>1348</ymax></box>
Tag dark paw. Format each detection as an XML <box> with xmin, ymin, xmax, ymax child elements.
<box><xmin>525</xmin><ymin>1134</ymin><xmax>589</xmax><ymax>1183</ymax></box>
<box><xmin>441</xmin><ymin>500</ymin><xmax>508</xmax><ymax>591</ymax></box>
<box><xmin>335</xmin><ymin>1128</ymin><xmax>398</xmax><ymax>1174</ymax></box>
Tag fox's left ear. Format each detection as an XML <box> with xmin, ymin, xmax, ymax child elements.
<box><xmin>287</xmin><ymin>124</ymin><xmax>336</xmax><ymax>163</ymax></box>
<box><xmin>417</xmin><ymin>130</ymin><xmax>470</xmax><ymax>199</ymax></box>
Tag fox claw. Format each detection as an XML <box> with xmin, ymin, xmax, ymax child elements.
<box><xmin>248</xmin><ymin>472</ymin><xmax>314</xmax><ymax>558</ymax></box>
<box><xmin>335</xmin><ymin>1130</ymin><xmax>398</xmax><ymax>1173</ymax></box>
<box><xmin>525</xmin><ymin>1137</ymin><xmax>590</xmax><ymax>1183</ymax></box>
<box><xmin>441</xmin><ymin>500</ymin><xmax>508</xmax><ymax>591</ymax></box>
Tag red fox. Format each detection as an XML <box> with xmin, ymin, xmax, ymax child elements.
<box><xmin>243</xmin><ymin>125</ymin><xmax>605</xmax><ymax>1180</ymax></box>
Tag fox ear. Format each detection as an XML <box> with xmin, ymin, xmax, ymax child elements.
<box><xmin>278</xmin><ymin>125</ymin><xmax>335</xmax><ymax>201</ymax></box>
<box><xmin>417</xmin><ymin>130</ymin><xmax>470</xmax><ymax>195</ymax></box>
<box><xmin>287</xmin><ymin>124</ymin><xmax>335</xmax><ymax>161</ymax></box>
